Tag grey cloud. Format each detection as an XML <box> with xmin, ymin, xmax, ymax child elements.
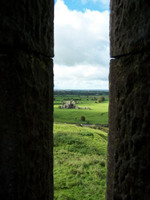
<box><xmin>55</xmin><ymin>25</ymin><xmax>109</xmax><ymax>66</ymax></box>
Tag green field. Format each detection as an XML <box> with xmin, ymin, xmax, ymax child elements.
<box><xmin>54</xmin><ymin>94</ymin><xmax>109</xmax><ymax>124</ymax></box>
<box><xmin>54</xmin><ymin>91</ymin><xmax>109</xmax><ymax>200</ymax></box>
<box><xmin>54</xmin><ymin>123</ymin><xmax>107</xmax><ymax>200</ymax></box>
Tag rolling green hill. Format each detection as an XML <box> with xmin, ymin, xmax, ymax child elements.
<box><xmin>54</xmin><ymin>123</ymin><xmax>107</xmax><ymax>200</ymax></box>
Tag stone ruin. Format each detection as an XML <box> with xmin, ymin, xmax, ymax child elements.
<box><xmin>60</xmin><ymin>101</ymin><xmax>78</xmax><ymax>109</ymax></box>
<box><xmin>59</xmin><ymin>101</ymin><xmax>91</xmax><ymax>110</ymax></box>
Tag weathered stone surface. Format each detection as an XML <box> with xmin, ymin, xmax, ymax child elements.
<box><xmin>108</xmin><ymin>1</ymin><xmax>150</xmax><ymax>199</ymax></box>
<box><xmin>110</xmin><ymin>0</ymin><xmax>150</xmax><ymax>57</ymax></box>
<box><xmin>0</xmin><ymin>50</ymin><xmax>53</xmax><ymax>200</ymax></box>
<box><xmin>0</xmin><ymin>0</ymin><xmax>54</xmax><ymax>199</ymax></box>
<box><xmin>108</xmin><ymin>51</ymin><xmax>150</xmax><ymax>200</ymax></box>
<box><xmin>0</xmin><ymin>0</ymin><xmax>54</xmax><ymax>57</ymax></box>
<box><xmin>107</xmin><ymin>58</ymin><xmax>118</xmax><ymax>200</ymax></box>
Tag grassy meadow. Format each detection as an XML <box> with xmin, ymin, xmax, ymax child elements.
<box><xmin>54</xmin><ymin>91</ymin><xmax>109</xmax><ymax>200</ymax></box>
<box><xmin>54</xmin><ymin>94</ymin><xmax>109</xmax><ymax>124</ymax></box>
<box><xmin>54</xmin><ymin>123</ymin><xmax>107</xmax><ymax>200</ymax></box>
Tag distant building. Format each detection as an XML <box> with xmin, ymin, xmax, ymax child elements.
<box><xmin>59</xmin><ymin>101</ymin><xmax>91</xmax><ymax>110</ymax></box>
<box><xmin>60</xmin><ymin>101</ymin><xmax>78</xmax><ymax>109</ymax></box>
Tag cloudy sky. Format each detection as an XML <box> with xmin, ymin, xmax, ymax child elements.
<box><xmin>54</xmin><ymin>0</ymin><xmax>110</xmax><ymax>90</ymax></box>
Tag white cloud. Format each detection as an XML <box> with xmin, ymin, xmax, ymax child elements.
<box><xmin>55</xmin><ymin>64</ymin><xmax>109</xmax><ymax>80</ymax></box>
<box><xmin>54</xmin><ymin>63</ymin><xmax>109</xmax><ymax>89</ymax></box>
<box><xmin>54</xmin><ymin>0</ymin><xmax>110</xmax><ymax>89</ymax></box>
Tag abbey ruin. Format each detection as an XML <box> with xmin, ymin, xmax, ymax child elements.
<box><xmin>59</xmin><ymin>101</ymin><xmax>91</xmax><ymax>110</ymax></box>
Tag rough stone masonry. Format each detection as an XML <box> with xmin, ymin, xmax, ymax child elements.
<box><xmin>0</xmin><ymin>1</ymin><xmax>54</xmax><ymax>199</ymax></box>
<box><xmin>107</xmin><ymin>0</ymin><xmax>150</xmax><ymax>200</ymax></box>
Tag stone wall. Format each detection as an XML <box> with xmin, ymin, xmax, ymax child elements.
<box><xmin>0</xmin><ymin>1</ymin><xmax>54</xmax><ymax>199</ymax></box>
<box><xmin>107</xmin><ymin>0</ymin><xmax>150</xmax><ymax>199</ymax></box>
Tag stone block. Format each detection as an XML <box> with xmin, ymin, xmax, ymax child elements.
<box><xmin>0</xmin><ymin>50</ymin><xmax>53</xmax><ymax>200</ymax></box>
<box><xmin>0</xmin><ymin>0</ymin><xmax>54</xmax><ymax>57</ymax></box>
<box><xmin>108</xmin><ymin>51</ymin><xmax>150</xmax><ymax>199</ymax></box>
<box><xmin>110</xmin><ymin>0</ymin><xmax>150</xmax><ymax>57</ymax></box>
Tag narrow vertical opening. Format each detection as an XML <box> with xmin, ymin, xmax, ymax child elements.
<box><xmin>54</xmin><ymin>0</ymin><xmax>110</xmax><ymax>199</ymax></box>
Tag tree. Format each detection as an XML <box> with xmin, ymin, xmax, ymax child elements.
<box><xmin>81</xmin><ymin>116</ymin><xmax>85</xmax><ymax>121</ymax></box>
<box><xmin>98</xmin><ymin>98</ymin><xmax>102</xmax><ymax>103</ymax></box>
<box><xmin>101</xmin><ymin>96</ymin><xmax>105</xmax><ymax>101</ymax></box>
<box><xmin>98</xmin><ymin>97</ymin><xmax>105</xmax><ymax>103</ymax></box>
